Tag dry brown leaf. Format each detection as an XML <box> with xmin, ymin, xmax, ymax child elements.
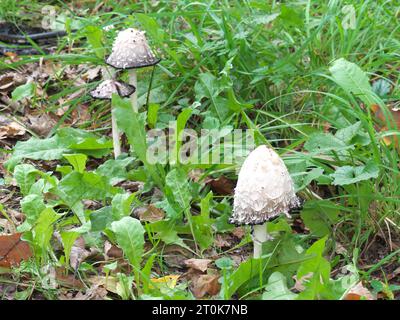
<box><xmin>206</xmin><ymin>176</ymin><xmax>235</xmax><ymax>195</ymax></box>
<box><xmin>73</xmin><ymin>285</ymin><xmax>108</xmax><ymax>300</ymax></box>
<box><xmin>137</xmin><ymin>204</ymin><xmax>165</xmax><ymax>222</ymax></box>
<box><xmin>191</xmin><ymin>274</ymin><xmax>220</xmax><ymax>298</ymax></box>
<box><xmin>89</xmin><ymin>276</ymin><xmax>119</xmax><ymax>294</ymax></box>
<box><xmin>0</xmin><ymin>233</ymin><xmax>32</xmax><ymax>268</ymax></box>
<box><xmin>27</xmin><ymin>113</ymin><xmax>57</xmax><ymax>137</ymax></box>
<box><xmin>0</xmin><ymin>72</ymin><xmax>25</xmax><ymax>92</ymax></box>
<box><xmin>344</xmin><ymin>282</ymin><xmax>375</xmax><ymax>300</ymax></box>
<box><xmin>69</xmin><ymin>236</ymin><xmax>98</xmax><ymax>270</ymax></box>
<box><xmin>371</xmin><ymin>103</ymin><xmax>400</xmax><ymax>148</ymax></box>
<box><xmin>104</xmin><ymin>240</ymin><xmax>123</xmax><ymax>260</ymax></box>
<box><xmin>0</xmin><ymin>116</ymin><xmax>26</xmax><ymax>139</ymax></box>
<box><xmin>214</xmin><ymin>234</ymin><xmax>230</xmax><ymax>248</ymax></box>
<box><xmin>83</xmin><ymin>66</ymin><xmax>101</xmax><ymax>81</ymax></box>
<box><xmin>184</xmin><ymin>258</ymin><xmax>212</xmax><ymax>272</ymax></box>
<box><xmin>55</xmin><ymin>267</ymin><xmax>84</xmax><ymax>289</ymax></box>
<box><xmin>232</xmin><ymin>227</ymin><xmax>245</xmax><ymax>239</ymax></box>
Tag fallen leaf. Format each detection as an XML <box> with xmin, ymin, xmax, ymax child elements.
<box><xmin>150</xmin><ymin>275</ymin><xmax>180</xmax><ymax>289</ymax></box>
<box><xmin>0</xmin><ymin>233</ymin><xmax>32</xmax><ymax>268</ymax></box>
<box><xmin>371</xmin><ymin>104</ymin><xmax>400</xmax><ymax>147</ymax></box>
<box><xmin>89</xmin><ymin>276</ymin><xmax>119</xmax><ymax>294</ymax></box>
<box><xmin>0</xmin><ymin>72</ymin><xmax>25</xmax><ymax>92</ymax></box>
<box><xmin>214</xmin><ymin>234</ymin><xmax>230</xmax><ymax>248</ymax></box>
<box><xmin>206</xmin><ymin>176</ymin><xmax>235</xmax><ymax>195</ymax></box>
<box><xmin>0</xmin><ymin>116</ymin><xmax>26</xmax><ymax>139</ymax></box>
<box><xmin>191</xmin><ymin>274</ymin><xmax>220</xmax><ymax>298</ymax></box>
<box><xmin>69</xmin><ymin>236</ymin><xmax>98</xmax><ymax>270</ymax></box>
<box><xmin>27</xmin><ymin>113</ymin><xmax>57</xmax><ymax>137</ymax></box>
<box><xmin>137</xmin><ymin>204</ymin><xmax>165</xmax><ymax>222</ymax></box>
<box><xmin>184</xmin><ymin>258</ymin><xmax>212</xmax><ymax>272</ymax></box>
<box><xmin>73</xmin><ymin>286</ymin><xmax>108</xmax><ymax>300</ymax></box>
<box><xmin>344</xmin><ymin>282</ymin><xmax>375</xmax><ymax>300</ymax></box>
<box><xmin>104</xmin><ymin>240</ymin><xmax>123</xmax><ymax>260</ymax></box>
<box><xmin>83</xmin><ymin>66</ymin><xmax>101</xmax><ymax>81</ymax></box>
<box><xmin>55</xmin><ymin>267</ymin><xmax>84</xmax><ymax>289</ymax></box>
<box><xmin>232</xmin><ymin>227</ymin><xmax>245</xmax><ymax>239</ymax></box>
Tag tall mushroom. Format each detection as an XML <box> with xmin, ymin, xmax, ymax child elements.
<box><xmin>106</xmin><ymin>28</ymin><xmax>160</xmax><ymax>113</ymax></box>
<box><xmin>90</xmin><ymin>79</ymin><xmax>136</xmax><ymax>158</ymax></box>
<box><xmin>229</xmin><ymin>145</ymin><xmax>300</xmax><ymax>258</ymax></box>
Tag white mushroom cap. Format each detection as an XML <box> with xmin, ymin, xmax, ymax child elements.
<box><xmin>230</xmin><ymin>145</ymin><xmax>300</xmax><ymax>225</ymax></box>
<box><xmin>106</xmin><ymin>28</ymin><xmax>160</xmax><ymax>69</ymax></box>
<box><xmin>89</xmin><ymin>79</ymin><xmax>136</xmax><ymax>100</ymax></box>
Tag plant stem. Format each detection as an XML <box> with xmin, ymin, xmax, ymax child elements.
<box><xmin>146</xmin><ymin>66</ymin><xmax>155</xmax><ymax>108</ymax></box>
<box><xmin>129</xmin><ymin>69</ymin><xmax>138</xmax><ymax>112</ymax></box>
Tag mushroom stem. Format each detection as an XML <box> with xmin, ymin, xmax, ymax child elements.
<box><xmin>128</xmin><ymin>69</ymin><xmax>138</xmax><ymax>112</ymax></box>
<box><xmin>253</xmin><ymin>223</ymin><xmax>269</xmax><ymax>258</ymax></box>
<box><xmin>102</xmin><ymin>66</ymin><xmax>121</xmax><ymax>159</ymax></box>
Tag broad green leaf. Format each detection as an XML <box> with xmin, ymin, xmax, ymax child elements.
<box><xmin>12</xmin><ymin>82</ymin><xmax>36</xmax><ymax>101</ymax></box>
<box><xmin>329</xmin><ymin>58</ymin><xmax>378</xmax><ymax>106</ymax></box>
<box><xmin>172</xmin><ymin>108</ymin><xmax>193</xmax><ymax>165</ymax></box>
<box><xmin>135</xmin><ymin>13</ymin><xmax>165</xmax><ymax>43</ymax></box>
<box><xmin>297</xmin><ymin>236</ymin><xmax>331</xmax><ymax>300</ymax></box>
<box><xmin>57</xmin><ymin>127</ymin><xmax>113</xmax><ymax>153</ymax></box>
<box><xmin>262</xmin><ymin>272</ymin><xmax>297</xmax><ymax>300</ymax></box>
<box><xmin>226</xmin><ymin>88</ymin><xmax>252</xmax><ymax>112</ymax></box>
<box><xmin>111</xmin><ymin>193</ymin><xmax>136</xmax><ymax>221</ymax></box>
<box><xmin>113</xmin><ymin>95</ymin><xmax>163</xmax><ymax>187</ymax></box>
<box><xmin>372</xmin><ymin>79</ymin><xmax>391</xmax><ymax>97</ymax></box>
<box><xmin>304</xmin><ymin>133</ymin><xmax>349</xmax><ymax>154</ymax></box>
<box><xmin>215</xmin><ymin>257</ymin><xmax>234</xmax><ymax>270</ymax></box>
<box><xmin>301</xmin><ymin>200</ymin><xmax>340</xmax><ymax>237</ymax></box>
<box><xmin>90</xmin><ymin>206</ymin><xmax>113</xmax><ymax>232</ymax></box>
<box><xmin>330</xmin><ymin>162</ymin><xmax>379</xmax><ymax>186</ymax></box>
<box><xmin>20</xmin><ymin>194</ymin><xmax>46</xmax><ymax>225</ymax></box>
<box><xmin>13</xmin><ymin>164</ymin><xmax>39</xmax><ymax>195</ymax></box>
<box><xmin>32</xmin><ymin>208</ymin><xmax>59</xmax><ymax>262</ymax></box>
<box><xmin>96</xmin><ymin>157</ymin><xmax>133</xmax><ymax>185</ymax></box>
<box><xmin>225</xmin><ymin>235</ymin><xmax>308</xmax><ymax>299</ymax></box>
<box><xmin>165</xmin><ymin>168</ymin><xmax>191</xmax><ymax>217</ymax></box>
<box><xmin>156</xmin><ymin>227</ymin><xmax>191</xmax><ymax>251</ymax></box>
<box><xmin>63</xmin><ymin>154</ymin><xmax>87</xmax><ymax>173</ymax></box>
<box><xmin>195</xmin><ymin>73</ymin><xmax>229</xmax><ymax>121</ymax></box>
<box><xmin>192</xmin><ymin>191</ymin><xmax>214</xmax><ymax>252</ymax></box>
<box><xmin>56</xmin><ymin>171</ymin><xmax>117</xmax><ymax>222</ymax></box>
<box><xmin>6</xmin><ymin>136</ymin><xmax>69</xmax><ymax>171</ymax></box>
<box><xmin>111</xmin><ymin>217</ymin><xmax>145</xmax><ymax>272</ymax></box>
<box><xmin>280</xmin><ymin>5</ymin><xmax>304</xmax><ymax>27</ymax></box>
<box><xmin>6</xmin><ymin>128</ymin><xmax>112</xmax><ymax>170</ymax></box>
<box><xmin>335</xmin><ymin>121</ymin><xmax>370</xmax><ymax>146</ymax></box>
<box><xmin>60</xmin><ymin>231</ymin><xmax>80</xmax><ymax>268</ymax></box>
<box><xmin>85</xmin><ymin>25</ymin><xmax>105</xmax><ymax>59</ymax></box>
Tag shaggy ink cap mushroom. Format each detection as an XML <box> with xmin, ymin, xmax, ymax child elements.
<box><xmin>229</xmin><ymin>145</ymin><xmax>300</xmax><ymax>226</ymax></box>
<box><xmin>89</xmin><ymin>79</ymin><xmax>136</xmax><ymax>100</ymax></box>
<box><xmin>106</xmin><ymin>28</ymin><xmax>160</xmax><ymax>69</ymax></box>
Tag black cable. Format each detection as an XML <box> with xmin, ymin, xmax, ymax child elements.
<box><xmin>0</xmin><ymin>30</ymin><xmax>70</xmax><ymax>43</ymax></box>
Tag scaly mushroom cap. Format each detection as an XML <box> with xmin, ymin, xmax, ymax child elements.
<box><xmin>89</xmin><ymin>79</ymin><xmax>136</xmax><ymax>100</ymax></box>
<box><xmin>106</xmin><ymin>28</ymin><xmax>160</xmax><ymax>69</ymax></box>
<box><xmin>229</xmin><ymin>145</ymin><xmax>300</xmax><ymax>225</ymax></box>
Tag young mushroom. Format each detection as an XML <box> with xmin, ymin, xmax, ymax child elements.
<box><xmin>90</xmin><ymin>79</ymin><xmax>136</xmax><ymax>158</ymax></box>
<box><xmin>229</xmin><ymin>145</ymin><xmax>300</xmax><ymax>258</ymax></box>
<box><xmin>106</xmin><ymin>28</ymin><xmax>160</xmax><ymax>112</ymax></box>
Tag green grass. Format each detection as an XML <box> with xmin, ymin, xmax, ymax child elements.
<box><xmin>0</xmin><ymin>0</ymin><xmax>399</xmax><ymax>300</ymax></box>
